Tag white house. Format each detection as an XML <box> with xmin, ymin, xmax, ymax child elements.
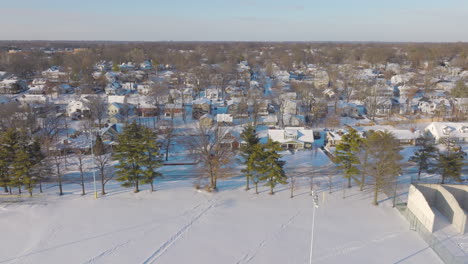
<box><xmin>67</xmin><ymin>99</ymin><xmax>90</xmax><ymax>118</ymax></box>
<box><xmin>216</xmin><ymin>114</ymin><xmax>233</xmax><ymax>124</ymax></box>
<box><xmin>137</xmin><ymin>82</ymin><xmax>153</xmax><ymax>95</ymax></box>
<box><xmin>425</xmin><ymin>122</ymin><xmax>468</xmax><ymax>143</ymax></box>
<box><xmin>41</xmin><ymin>66</ymin><xmax>69</xmax><ymax>82</ymax></box>
<box><xmin>205</xmin><ymin>88</ymin><xmax>219</xmax><ymax>101</ymax></box>
<box><xmin>267</xmin><ymin>127</ymin><xmax>314</xmax><ymax>149</ymax></box>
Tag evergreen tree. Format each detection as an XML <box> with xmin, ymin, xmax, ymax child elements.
<box><xmin>257</xmin><ymin>139</ymin><xmax>287</xmax><ymax>195</ymax></box>
<box><xmin>93</xmin><ymin>134</ymin><xmax>106</xmax><ymax>155</ymax></box>
<box><xmin>112</xmin><ymin>63</ymin><xmax>120</xmax><ymax>72</ymax></box>
<box><xmin>0</xmin><ymin>129</ymin><xmax>21</xmax><ymax>193</ymax></box>
<box><xmin>0</xmin><ymin>130</ymin><xmax>14</xmax><ymax>192</ymax></box>
<box><xmin>113</xmin><ymin>121</ymin><xmax>162</xmax><ymax>193</ymax></box>
<box><xmin>240</xmin><ymin>124</ymin><xmax>260</xmax><ymax>191</ymax></box>
<box><xmin>249</xmin><ymin>143</ymin><xmax>264</xmax><ymax>194</ymax></box>
<box><xmin>437</xmin><ymin>141</ymin><xmax>465</xmax><ymax>184</ymax></box>
<box><xmin>366</xmin><ymin>130</ymin><xmax>403</xmax><ymax>206</ymax></box>
<box><xmin>334</xmin><ymin>128</ymin><xmax>363</xmax><ymax>188</ymax></box>
<box><xmin>451</xmin><ymin>80</ymin><xmax>468</xmax><ymax>98</ymax></box>
<box><xmin>140</xmin><ymin>127</ymin><xmax>163</xmax><ymax>192</ymax></box>
<box><xmin>410</xmin><ymin>133</ymin><xmax>438</xmax><ymax>180</ymax></box>
<box><xmin>12</xmin><ymin>149</ymin><xmax>34</xmax><ymax>196</ymax></box>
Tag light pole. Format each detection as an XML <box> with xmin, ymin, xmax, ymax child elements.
<box><xmin>309</xmin><ymin>190</ymin><xmax>319</xmax><ymax>264</ymax></box>
<box><xmin>89</xmin><ymin>129</ymin><xmax>98</xmax><ymax>199</ymax></box>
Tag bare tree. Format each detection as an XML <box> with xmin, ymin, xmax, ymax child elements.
<box><xmin>85</xmin><ymin>96</ymin><xmax>108</xmax><ymax>128</ymax></box>
<box><xmin>186</xmin><ymin>124</ymin><xmax>234</xmax><ymax>191</ymax></box>
<box><xmin>52</xmin><ymin>152</ymin><xmax>64</xmax><ymax>196</ymax></box>
<box><xmin>160</xmin><ymin>120</ymin><xmax>176</xmax><ymax>161</ymax></box>
<box><xmin>76</xmin><ymin>150</ymin><xmax>86</xmax><ymax>195</ymax></box>
<box><xmin>289</xmin><ymin>172</ymin><xmax>295</xmax><ymax>198</ymax></box>
<box><xmin>94</xmin><ymin>153</ymin><xmax>113</xmax><ymax>195</ymax></box>
<box><xmin>149</xmin><ymin>81</ymin><xmax>169</xmax><ymax>121</ymax></box>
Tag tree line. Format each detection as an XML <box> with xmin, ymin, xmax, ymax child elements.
<box><xmin>334</xmin><ymin>128</ymin><xmax>466</xmax><ymax>206</ymax></box>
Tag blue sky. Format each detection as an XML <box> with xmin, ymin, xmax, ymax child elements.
<box><xmin>2</xmin><ymin>0</ymin><xmax>468</xmax><ymax>41</ymax></box>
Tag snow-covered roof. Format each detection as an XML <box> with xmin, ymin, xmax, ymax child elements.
<box><xmin>425</xmin><ymin>122</ymin><xmax>468</xmax><ymax>140</ymax></box>
<box><xmin>267</xmin><ymin>127</ymin><xmax>314</xmax><ymax>144</ymax></box>
<box><xmin>193</xmin><ymin>98</ymin><xmax>211</xmax><ymax>105</ymax></box>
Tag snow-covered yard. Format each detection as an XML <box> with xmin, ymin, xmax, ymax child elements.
<box><xmin>0</xmin><ymin>174</ymin><xmax>442</xmax><ymax>264</ymax></box>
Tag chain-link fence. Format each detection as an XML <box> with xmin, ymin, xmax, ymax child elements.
<box><xmin>396</xmin><ymin>205</ymin><xmax>467</xmax><ymax>264</ymax></box>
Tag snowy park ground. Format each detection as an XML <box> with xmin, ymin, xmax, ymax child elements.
<box><xmin>0</xmin><ymin>163</ymin><xmax>443</xmax><ymax>264</ymax></box>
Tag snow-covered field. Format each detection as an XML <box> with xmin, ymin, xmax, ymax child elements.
<box><xmin>0</xmin><ymin>173</ymin><xmax>442</xmax><ymax>264</ymax></box>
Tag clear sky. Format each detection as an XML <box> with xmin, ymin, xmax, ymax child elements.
<box><xmin>2</xmin><ymin>0</ymin><xmax>468</xmax><ymax>42</ymax></box>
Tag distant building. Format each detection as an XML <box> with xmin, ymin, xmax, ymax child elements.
<box><xmin>267</xmin><ymin>127</ymin><xmax>314</xmax><ymax>150</ymax></box>
<box><xmin>0</xmin><ymin>78</ymin><xmax>27</xmax><ymax>94</ymax></box>
<box><xmin>42</xmin><ymin>66</ymin><xmax>69</xmax><ymax>82</ymax></box>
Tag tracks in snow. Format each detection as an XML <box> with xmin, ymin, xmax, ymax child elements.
<box><xmin>83</xmin><ymin>240</ymin><xmax>132</xmax><ymax>264</ymax></box>
<box><xmin>236</xmin><ymin>211</ymin><xmax>302</xmax><ymax>264</ymax></box>
<box><xmin>142</xmin><ymin>199</ymin><xmax>215</xmax><ymax>264</ymax></box>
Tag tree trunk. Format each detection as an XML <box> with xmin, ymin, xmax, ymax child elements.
<box><xmin>245</xmin><ymin>174</ymin><xmax>250</xmax><ymax>191</ymax></box>
<box><xmin>135</xmin><ymin>180</ymin><xmax>139</xmax><ymax>193</ymax></box>
<box><xmin>269</xmin><ymin>178</ymin><xmax>274</xmax><ymax>195</ymax></box>
<box><xmin>101</xmin><ymin>171</ymin><xmax>106</xmax><ymax>195</ymax></box>
<box><xmin>255</xmin><ymin>181</ymin><xmax>258</xmax><ymax>194</ymax></box>
<box><xmin>56</xmin><ymin>163</ymin><xmax>63</xmax><ymax>196</ymax></box>
<box><xmin>58</xmin><ymin>175</ymin><xmax>63</xmax><ymax>196</ymax></box>
<box><xmin>373</xmin><ymin>185</ymin><xmax>379</xmax><ymax>206</ymax></box>
<box><xmin>3</xmin><ymin>186</ymin><xmax>7</xmax><ymax>193</ymax></box>
<box><xmin>417</xmin><ymin>167</ymin><xmax>421</xmax><ymax>181</ymax></box>
<box><xmin>39</xmin><ymin>182</ymin><xmax>43</xmax><ymax>193</ymax></box>
<box><xmin>18</xmin><ymin>185</ymin><xmax>21</xmax><ymax>195</ymax></box>
<box><xmin>80</xmin><ymin>171</ymin><xmax>85</xmax><ymax>195</ymax></box>
<box><xmin>150</xmin><ymin>182</ymin><xmax>154</xmax><ymax>192</ymax></box>
<box><xmin>441</xmin><ymin>174</ymin><xmax>445</xmax><ymax>184</ymax></box>
<box><xmin>28</xmin><ymin>184</ymin><xmax>32</xmax><ymax>197</ymax></box>
<box><xmin>165</xmin><ymin>146</ymin><xmax>169</xmax><ymax>161</ymax></box>
<box><xmin>348</xmin><ymin>177</ymin><xmax>351</xmax><ymax>188</ymax></box>
<box><xmin>8</xmin><ymin>186</ymin><xmax>12</xmax><ymax>194</ymax></box>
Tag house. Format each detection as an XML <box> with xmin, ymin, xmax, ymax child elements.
<box><xmin>258</xmin><ymin>114</ymin><xmax>278</xmax><ymax>126</ymax></box>
<box><xmin>182</xmin><ymin>88</ymin><xmax>194</xmax><ymax>103</ymax></box>
<box><xmin>220</xmin><ymin>132</ymin><xmax>240</xmax><ymax>150</ymax></box>
<box><xmin>425</xmin><ymin>122</ymin><xmax>468</xmax><ymax>143</ymax></box>
<box><xmin>119</xmin><ymin>62</ymin><xmax>136</xmax><ymax>72</ymax></box>
<box><xmin>199</xmin><ymin>114</ymin><xmax>214</xmax><ymax>127</ymax></box>
<box><xmin>105</xmin><ymin>82</ymin><xmax>123</xmax><ymax>95</ymax></box>
<box><xmin>67</xmin><ymin>99</ymin><xmax>90</xmax><ymax>119</ymax></box>
<box><xmin>0</xmin><ymin>77</ymin><xmax>27</xmax><ymax>94</ymax></box>
<box><xmin>227</xmin><ymin>102</ymin><xmax>248</xmax><ymax>118</ymax></box>
<box><xmin>192</xmin><ymin>98</ymin><xmax>211</xmax><ymax>119</ymax></box>
<box><xmin>205</xmin><ymin>88</ymin><xmax>219</xmax><ymax>101</ymax></box>
<box><xmin>41</xmin><ymin>66</ymin><xmax>69</xmax><ymax>82</ymax></box>
<box><xmin>137</xmin><ymin>82</ymin><xmax>153</xmax><ymax>95</ymax></box>
<box><xmin>18</xmin><ymin>94</ymin><xmax>49</xmax><ymax>105</ymax></box>
<box><xmin>216</xmin><ymin>114</ymin><xmax>233</xmax><ymax>125</ymax></box>
<box><xmin>280</xmin><ymin>99</ymin><xmax>297</xmax><ymax>115</ymax></box>
<box><xmin>325</xmin><ymin>130</ymin><xmax>345</xmax><ymax>147</ymax></box>
<box><xmin>108</xmin><ymin>102</ymin><xmax>134</xmax><ymax>118</ymax></box>
<box><xmin>164</xmin><ymin>104</ymin><xmax>184</xmax><ymax>117</ymax></box>
<box><xmin>100</xmin><ymin>124</ymin><xmax>119</xmax><ymax>142</ymax></box>
<box><xmin>454</xmin><ymin>98</ymin><xmax>468</xmax><ymax>114</ymax></box>
<box><xmin>267</xmin><ymin>127</ymin><xmax>314</xmax><ymax>150</ymax></box>
<box><xmin>417</xmin><ymin>98</ymin><xmax>451</xmax><ymax>116</ymax></box>
<box><xmin>140</xmin><ymin>60</ymin><xmax>153</xmax><ymax>70</ymax></box>
<box><xmin>283</xmin><ymin>114</ymin><xmax>305</xmax><ymax>127</ymax></box>
<box><xmin>375</xmin><ymin>97</ymin><xmax>397</xmax><ymax>116</ymax></box>
<box><xmin>340</xmin><ymin>102</ymin><xmax>366</xmax><ymax>118</ymax></box>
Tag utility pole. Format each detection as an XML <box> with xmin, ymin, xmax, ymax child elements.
<box><xmin>90</xmin><ymin>129</ymin><xmax>98</xmax><ymax>199</ymax></box>
<box><xmin>309</xmin><ymin>190</ymin><xmax>319</xmax><ymax>264</ymax></box>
